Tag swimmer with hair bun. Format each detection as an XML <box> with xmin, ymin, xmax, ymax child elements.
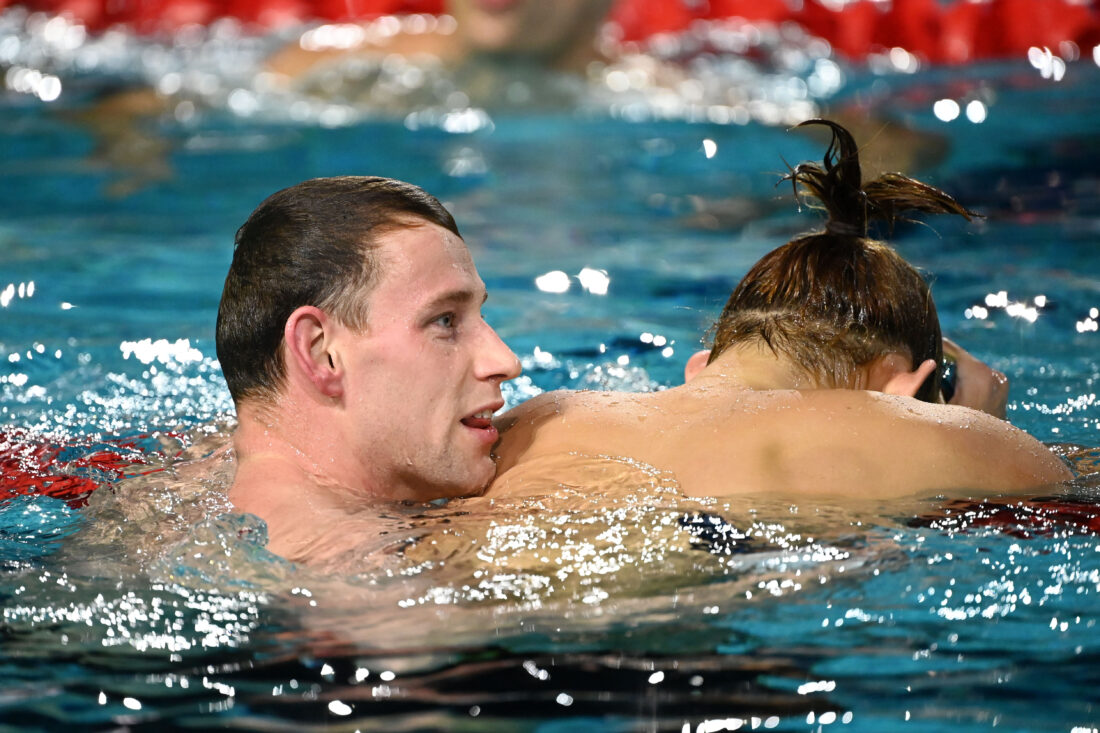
<box><xmin>707</xmin><ymin>118</ymin><xmax>972</xmax><ymax>404</ymax></box>
<box><xmin>489</xmin><ymin>119</ymin><xmax>1072</xmax><ymax>500</ymax></box>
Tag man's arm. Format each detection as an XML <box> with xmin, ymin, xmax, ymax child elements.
<box><xmin>883</xmin><ymin>338</ymin><xmax>1009</xmax><ymax>419</ymax></box>
<box><xmin>942</xmin><ymin>337</ymin><xmax>1009</xmax><ymax>419</ymax></box>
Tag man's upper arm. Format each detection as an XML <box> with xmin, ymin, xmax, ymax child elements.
<box><xmin>940</xmin><ymin>405</ymin><xmax>1073</xmax><ymax>489</ymax></box>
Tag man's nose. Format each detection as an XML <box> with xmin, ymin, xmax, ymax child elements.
<box><xmin>478</xmin><ymin>322</ymin><xmax>522</xmax><ymax>382</ymax></box>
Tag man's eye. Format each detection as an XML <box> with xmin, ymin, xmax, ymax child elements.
<box><xmin>433</xmin><ymin>313</ymin><xmax>456</xmax><ymax>329</ymax></box>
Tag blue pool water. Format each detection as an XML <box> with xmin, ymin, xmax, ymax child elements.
<box><xmin>2</xmin><ymin>10</ymin><xmax>1100</xmax><ymax>731</ymax></box>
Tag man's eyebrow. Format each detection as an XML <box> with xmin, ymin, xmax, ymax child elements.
<box><xmin>421</xmin><ymin>288</ymin><xmax>489</xmax><ymax>310</ymax></box>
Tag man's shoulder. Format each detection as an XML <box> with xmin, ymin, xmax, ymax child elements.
<box><xmin>492</xmin><ymin>389</ymin><xmax>644</xmax><ymax>473</ymax></box>
<box><xmin>789</xmin><ymin>390</ymin><xmax>1024</xmax><ymax>452</ymax></box>
<box><xmin>498</xmin><ymin>388</ymin><xmax>645</xmax><ymax>426</ymax></box>
<box><xmin>819</xmin><ymin>391</ymin><xmax>1073</xmax><ymax>490</ymax></box>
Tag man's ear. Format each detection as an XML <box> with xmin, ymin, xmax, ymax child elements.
<box><xmin>684</xmin><ymin>349</ymin><xmax>711</xmax><ymax>383</ymax></box>
<box><xmin>284</xmin><ymin>306</ymin><xmax>343</xmax><ymax>398</ymax></box>
<box><xmin>873</xmin><ymin>353</ymin><xmax>938</xmax><ymax>398</ymax></box>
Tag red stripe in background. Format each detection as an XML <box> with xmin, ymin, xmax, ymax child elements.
<box><xmin>7</xmin><ymin>0</ymin><xmax>1098</xmax><ymax>63</ymax></box>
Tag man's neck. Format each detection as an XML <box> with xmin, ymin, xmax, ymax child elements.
<box><xmin>229</xmin><ymin>404</ymin><xmax>393</xmax><ymax>561</ymax></box>
<box><xmin>230</xmin><ymin>403</ymin><xmax>371</xmax><ymax>508</ymax></box>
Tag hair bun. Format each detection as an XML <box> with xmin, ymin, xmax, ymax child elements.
<box><xmin>785</xmin><ymin>118</ymin><xmax>978</xmax><ymax>236</ymax></box>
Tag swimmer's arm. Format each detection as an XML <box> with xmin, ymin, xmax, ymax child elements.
<box><xmin>265</xmin><ymin>43</ymin><xmax>352</xmax><ymax>79</ymax></box>
<box><xmin>942</xmin><ymin>337</ymin><xmax>1008</xmax><ymax>419</ymax></box>
<box><xmin>885</xmin><ymin>339</ymin><xmax>1009</xmax><ymax>419</ymax></box>
<box><xmin>265</xmin><ymin>26</ymin><xmax>461</xmax><ymax>81</ymax></box>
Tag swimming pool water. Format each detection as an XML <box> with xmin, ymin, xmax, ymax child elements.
<box><xmin>2</xmin><ymin>12</ymin><xmax>1100</xmax><ymax>731</ymax></box>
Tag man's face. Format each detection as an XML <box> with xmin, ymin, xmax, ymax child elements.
<box><xmin>448</xmin><ymin>0</ymin><xmax>611</xmax><ymax>59</ymax></box>
<box><xmin>333</xmin><ymin>221</ymin><xmax>521</xmax><ymax>501</ymax></box>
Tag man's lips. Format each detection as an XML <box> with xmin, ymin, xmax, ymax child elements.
<box><xmin>461</xmin><ymin>415</ymin><xmax>494</xmax><ymax>429</ymax></box>
<box><xmin>461</xmin><ymin>405</ymin><xmax>501</xmax><ymax>448</ymax></box>
<box><xmin>461</xmin><ymin>404</ymin><xmax>503</xmax><ymax>430</ymax></box>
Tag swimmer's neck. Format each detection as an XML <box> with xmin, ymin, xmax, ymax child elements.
<box><xmin>232</xmin><ymin>450</ymin><xmax>362</xmax><ymax>512</ymax></box>
<box><xmin>688</xmin><ymin>342</ymin><xmax>860</xmax><ymax>392</ymax></box>
<box><xmin>229</xmin><ymin>405</ymin><xmax>388</xmax><ymax>515</ymax></box>
<box><xmin>228</xmin><ymin>444</ymin><xmax>364</xmax><ymax>563</ymax></box>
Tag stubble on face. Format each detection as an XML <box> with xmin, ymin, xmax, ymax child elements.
<box><xmin>337</xmin><ymin>223</ymin><xmax>511</xmax><ymax>502</ymax></box>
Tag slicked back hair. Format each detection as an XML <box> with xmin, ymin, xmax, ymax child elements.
<box><xmin>216</xmin><ymin>176</ymin><xmax>460</xmax><ymax>406</ymax></box>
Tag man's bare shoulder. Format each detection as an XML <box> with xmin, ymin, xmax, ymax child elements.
<box><xmin>492</xmin><ymin>389</ymin><xmax>648</xmax><ymax>471</ymax></box>
<box><xmin>793</xmin><ymin>390</ymin><xmax>1073</xmax><ymax>491</ymax></box>
<box><xmin>497</xmin><ymin>389</ymin><xmax>650</xmax><ymax>426</ymax></box>
<box><xmin>493</xmin><ymin>387</ymin><xmax>1071</xmax><ymax>499</ymax></box>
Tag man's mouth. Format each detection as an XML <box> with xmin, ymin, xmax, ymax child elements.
<box><xmin>461</xmin><ymin>409</ymin><xmax>496</xmax><ymax>430</ymax></box>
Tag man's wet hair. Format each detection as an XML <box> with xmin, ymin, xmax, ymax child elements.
<box><xmin>709</xmin><ymin>119</ymin><xmax>977</xmax><ymax>402</ymax></box>
<box><xmin>216</xmin><ymin>176</ymin><xmax>460</xmax><ymax>405</ymax></box>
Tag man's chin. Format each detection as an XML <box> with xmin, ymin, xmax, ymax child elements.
<box><xmin>463</xmin><ymin>465</ymin><xmax>496</xmax><ymax>498</ymax></box>
<box><xmin>436</xmin><ymin>464</ymin><xmax>495</xmax><ymax>500</ymax></box>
